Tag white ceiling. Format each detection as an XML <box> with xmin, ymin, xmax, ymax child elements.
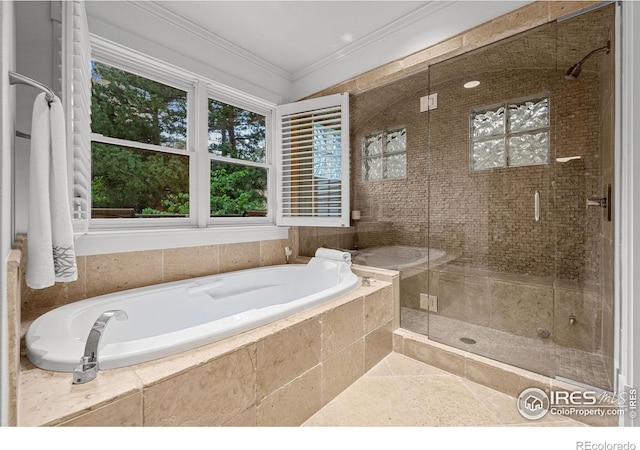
<box><xmin>86</xmin><ymin>1</ymin><xmax>532</xmax><ymax>101</ymax></box>
<box><xmin>155</xmin><ymin>1</ymin><xmax>430</xmax><ymax>77</ymax></box>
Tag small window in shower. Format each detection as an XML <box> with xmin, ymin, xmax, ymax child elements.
<box><xmin>363</xmin><ymin>127</ymin><xmax>406</xmax><ymax>181</ymax></box>
<box><xmin>470</xmin><ymin>95</ymin><xmax>549</xmax><ymax>170</ymax></box>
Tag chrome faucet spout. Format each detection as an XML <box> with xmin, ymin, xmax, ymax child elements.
<box><xmin>72</xmin><ymin>309</ymin><xmax>128</xmax><ymax>384</ymax></box>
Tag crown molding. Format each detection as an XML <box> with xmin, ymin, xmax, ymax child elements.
<box><xmin>129</xmin><ymin>1</ymin><xmax>454</xmax><ymax>85</ymax></box>
<box><xmin>292</xmin><ymin>1</ymin><xmax>452</xmax><ymax>82</ymax></box>
<box><xmin>129</xmin><ymin>1</ymin><xmax>292</xmax><ymax>81</ymax></box>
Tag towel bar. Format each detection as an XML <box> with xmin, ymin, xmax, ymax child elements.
<box><xmin>8</xmin><ymin>71</ymin><xmax>55</xmax><ymax>104</ymax></box>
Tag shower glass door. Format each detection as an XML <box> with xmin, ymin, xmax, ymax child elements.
<box><xmin>422</xmin><ymin>4</ymin><xmax>615</xmax><ymax>391</ymax></box>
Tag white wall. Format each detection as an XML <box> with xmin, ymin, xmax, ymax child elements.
<box><xmin>0</xmin><ymin>0</ymin><xmax>16</xmax><ymax>428</ymax></box>
<box><xmin>619</xmin><ymin>0</ymin><xmax>640</xmax><ymax>427</ymax></box>
<box><xmin>13</xmin><ymin>1</ymin><xmax>58</xmax><ymax>235</ymax></box>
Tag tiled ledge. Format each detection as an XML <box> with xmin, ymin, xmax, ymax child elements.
<box><xmin>18</xmin><ymin>276</ymin><xmax>395</xmax><ymax>426</ymax></box>
<box><xmin>393</xmin><ymin>328</ymin><xmax>618</xmax><ymax>427</ymax></box>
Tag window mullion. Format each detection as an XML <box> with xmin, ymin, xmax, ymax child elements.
<box><xmin>504</xmin><ymin>104</ymin><xmax>509</xmax><ymax>167</ymax></box>
<box><xmin>90</xmin><ymin>133</ymin><xmax>189</xmax><ymax>157</ymax></box>
<box><xmin>193</xmin><ymin>80</ymin><xmax>210</xmax><ymax>228</ymax></box>
<box><xmin>209</xmin><ymin>155</ymin><xmax>269</xmax><ymax>169</ymax></box>
<box><xmin>265</xmin><ymin>112</ymin><xmax>276</xmax><ymax>221</ymax></box>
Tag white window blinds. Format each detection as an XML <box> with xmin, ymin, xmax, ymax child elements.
<box><xmin>62</xmin><ymin>0</ymin><xmax>92</xmax><ymax>234</ymax></box>
<box><xmin>276</xmin><ymin>92</ymin><xmax>350</xmax><ymax>227</ymax></box>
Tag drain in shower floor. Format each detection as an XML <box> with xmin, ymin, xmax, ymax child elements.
<box><xmin>460</xmin><ymin>337</ymin><xmax>476</xmax><ymax>345</ymax></box>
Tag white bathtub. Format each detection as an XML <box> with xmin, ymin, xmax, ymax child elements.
<box><xmin>352</xmin><ymin>245</ymin><xmax>446</xmax><ymax>271</ymax></box>
<box><xmin>26</xmin><ymin>256</ymin><xmax>358</xmax><ymax>372</ymax></box>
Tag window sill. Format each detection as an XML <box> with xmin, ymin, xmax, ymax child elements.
<box><xmin>74</xmin><ymin>225</ymin><xmax>290</xmax><ymax>256</ymax></box>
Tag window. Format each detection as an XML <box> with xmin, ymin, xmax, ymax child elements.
<box><xmin>208</xmin><ymin>99</ymin><xmax>268</xmax><ymax>218</ymax></box>
<box><xmin>87</xmin><ymin>57</ymin><xmax>277</xmax><ymax>227</ymax></box>
<box><xmin>276</xmin><ymin>93</ymin><xmax>350</xmax><ymax>227</ymax></box>
<box><xmin>363</xmin><ymin>127</ymin><xmax>406</xmax><ymax>181</ymax></box>
<box><xmin>90</xmin><ymin>62</ymin><xmax>191</xmax><ymax>220</ymax></box>
<box><xmin>470</xmin><ymin>95</ymin><xmax>550</xmax><ymax>171</ymax></box>
<box><xmin>65</xmin><ymin>25</ymin><xmax>348</xmax><ymax>250</ymax></box>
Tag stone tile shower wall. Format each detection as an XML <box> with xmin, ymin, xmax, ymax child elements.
<box><xmin>301</xmin><ymin>67</ymin><xmax>603</xmax><ymax>282</ymax></box>
<box><xmin>426</xmin><ymin>68</ymin><xmax>601</xmax><ymax>281</ymax></box>
<box><xmin>341</xmin><ymin>27</ymin><xmax>604</xmax><ymax>282</ymax></box>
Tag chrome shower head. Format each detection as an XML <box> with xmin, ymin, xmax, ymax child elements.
<box><xmin>565</xmin><ymin>41</ymin><xmax>611</xmax><ymax>80</ymax></box>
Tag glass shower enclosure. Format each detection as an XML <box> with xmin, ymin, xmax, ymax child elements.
<box><xmin>299</xmin><ymin>2</ymin><xmax>616</xmax><ymax>392</ymax></box>
<box><xmin>417</xmin><ymin>4</ymin><xmax>616</xmax><ymax>391</ymax></box>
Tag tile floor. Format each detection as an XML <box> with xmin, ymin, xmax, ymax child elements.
<box><xmin>303</xmin><ymin>352</ymin><xmax>585</xmax><ymax>427</ymax></box>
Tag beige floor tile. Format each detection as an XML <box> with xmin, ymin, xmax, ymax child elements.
<box><xmin>384</xmin><ymin>352</ymin><xmax>447</xmax><ymax>378</ymax></box>
<box><xmin>303</xmin><ymin>352</ymin><xmax>592</xmax><ymax>427</ymax></box>
<box><xmin>303</xmin><ymin>402</ymin><xmax>339</xmax><ymax>427</ymax></box>
<box><xmin>397</xmin><ymin>374</ymin><xmax>499</xmax><ymax>426</ymax></box>
<box><xmin>331</xmin><ymin>376</ymin><xmax>419</xmax><ymax>426</ymax></box>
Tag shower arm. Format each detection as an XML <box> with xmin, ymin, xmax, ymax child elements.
<box><xmin>575</xmin><ymin>41</ymin><xmax>611</xmax><ymax>67</ymax></box>
<box><xmin>566</xmin><ymin>41</ymin><xmax>611</xmax><ymax>79</ymax></box>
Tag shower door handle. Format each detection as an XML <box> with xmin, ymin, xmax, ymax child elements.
<box><xmin>586</xmin><ymin>198</ymin><xmax>607</xmax><ymax>208</ymax></box>
<box><xmin>534</xmin><ymin>191</ymin><xmax>540</xmax><ymax>222</ymax></box>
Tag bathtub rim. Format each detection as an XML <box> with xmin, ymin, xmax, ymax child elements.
<box><xmin>25</xmin><ymin>259</ymin><xmax>359</xmax><ymax>372</ymax></box>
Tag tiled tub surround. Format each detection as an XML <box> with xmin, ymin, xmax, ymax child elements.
<box><xmin>25</xmin><ymin>256</ymin><xmax>359</xmax><ymax>373</ymax></box>
<box><xmin>17</xmin><ymin>265</ymin><xmax>397</xmax><ymax>426</ymax></box>
<box><xmin>6</xmin><ymin>246</ymin><xmax>22</xmax><ymax>426</ymax></box>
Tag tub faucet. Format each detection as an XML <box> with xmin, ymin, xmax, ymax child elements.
<box><xmin>72</xmin><ymin>309</ymin><xmax>128</xmax><ymax>385</ymax></box>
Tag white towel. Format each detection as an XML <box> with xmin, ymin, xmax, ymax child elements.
<box><xmin>26</xmin><ymin>93</ymin><xmax>78</xmax><ymax>289</ymax></box>
<box><xmin>315</xmin><ymin>248</ymin><xmax>352</xmax><ymax>265</ymax></box>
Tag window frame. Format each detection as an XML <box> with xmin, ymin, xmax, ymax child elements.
<box><xmin>362</xmin><ymin>126</ymin><xmax>407</xmax><ymax>181</ymax></box>
<box><xmin>469</xmin><ymin>93</ymin><xmax>550</xmax><ymax>171</ymax></box>
<box><xmin>205</xmin><ymin>88</ymin><xmax>274</xmax><ymax>227</ymax></box>
<box><xmin>70</xmin><ymin>36</ymin><xmax>289</xmax><ymax>255</ymax></box>
<box><xmin>88</xmin><ymin>36</ymin><xmax>277</xmax><ymax>231</ymax></box>
<box><xmin>89</xmin><ymin>58</ymin><xmax>194</xmax><ymax>229</ymax></box>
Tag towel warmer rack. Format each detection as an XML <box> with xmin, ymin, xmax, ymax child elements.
<box><xmin>8</xmin><ymin>70</ymin><xmax>56</xmax><ymax>139</ymax></box>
